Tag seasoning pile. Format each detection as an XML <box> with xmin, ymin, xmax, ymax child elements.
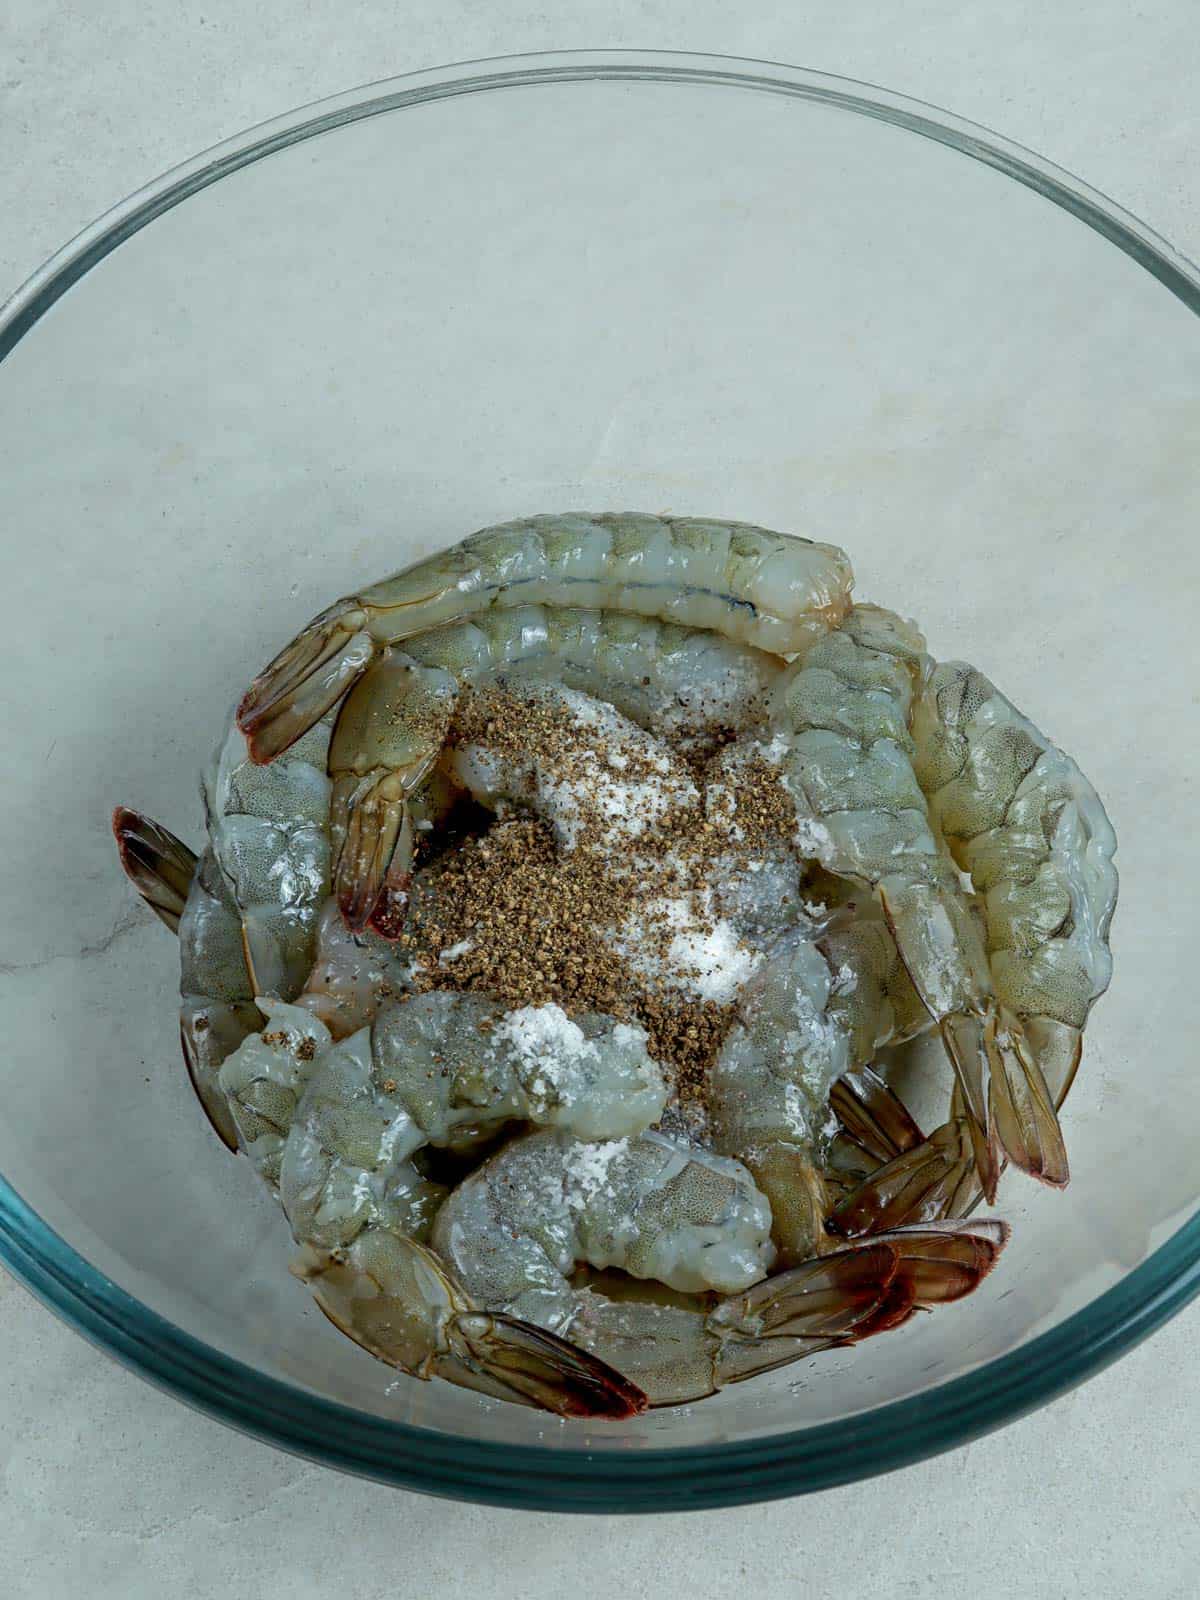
<box><xmin>396</xmin><ymin>678</ymin><xmax>802</xmax><ymax>1133</ymax></box>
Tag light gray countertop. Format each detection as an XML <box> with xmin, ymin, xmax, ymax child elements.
<box><xmin>3</xmin><ymin>6</ymin><xmax>1198</xmax><ymax>1596</ymax></box>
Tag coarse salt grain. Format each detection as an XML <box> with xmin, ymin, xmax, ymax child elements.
<box><xmin>562</xmin><ymin>1137</ymin><xmax>629</xmax><ymax>1209</ymax></box>
<box><xmin>437</xmin><ymin>939</ymin><xmax>474</xmax><ymax>965</ymax></box>
<box><xmin>492</xmin><ymin>1003</ymin><xmax>599</xmax><ymax>1084</ymax></box>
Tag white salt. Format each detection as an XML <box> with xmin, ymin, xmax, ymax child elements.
<box><xmin>492</xmin><ymin>1003</ymin><xmax>599</xmax><ymax>1085</ymax></box>
<box><xmin>562</xmin><ymin>1137</ymin><xmax>629</xmax><ymax>1211</ymax></box>
<box><xmin>437</xmin><ymin>939</ymin><xmax>474</xmax><ymax>965</ymax></box>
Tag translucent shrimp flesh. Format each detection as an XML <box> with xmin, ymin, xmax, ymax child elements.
<box><xmin>237</xmin><ymin>514</ymin><xmax>851</xmax><ymax>762</ymax></box>
<box><xmin>430</xmin><ymin>1126</ymin><xmax>1008</xmax><ymax>1407</ymax></box>
<box><xmin>708</xmin><ymin>913</ymin><xmax>928</xmax><ymax>1264</ymax></box>
<box><xmin>762</xmin><ymin>605</ymin><xmax>1067</xmax><ymax>1200</ymax></box>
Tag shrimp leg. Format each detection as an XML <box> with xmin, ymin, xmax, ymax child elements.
<box><xmin>238</xmin><ymin>514</ymin><xmax>851</xmax><ymax>761</ymax></box>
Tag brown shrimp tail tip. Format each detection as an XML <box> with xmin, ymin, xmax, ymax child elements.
<box><xmin>826</xmin><ymin>1117</ymin><xmax>978</xmax><ymax>1237</ymax></box>
<box><xmin>987</xmin><ymin>1018</ymin><xmax>1070</xmax><ymax>1190</ymax></box>
<box><xmin>830</xmin><ymin>1065</ymin><xmax>927</xmax><ymax>1166</ymax></box>
<box><xmin>873</xmin><ymin>1219</ymin><xmax>1011</xmax><ymax>1306</ymax></box>
<box><xmin>457</xmin><ymin>1314</ymin><xmax>649</xmax><ymax>1420</ymax></box>
<box><xmin>112</xmin><ymin>807</ymin><xmax>197</xmax><ymax>933</ymax></box>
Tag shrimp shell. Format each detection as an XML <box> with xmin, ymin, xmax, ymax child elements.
<box><xmin>237</xmin><ymin>514</ymin><xmax>852</xmax><ymax>762</ymax></box>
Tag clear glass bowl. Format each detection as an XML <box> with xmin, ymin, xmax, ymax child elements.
<box><xmin>2</xmin><ymin>50</ymin><xmax>1198</xmax><ymax>1512</ymax></box>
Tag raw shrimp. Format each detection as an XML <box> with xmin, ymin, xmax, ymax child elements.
<box><xmin>762</xmin><ymin>605</ymin><xmax>1067</xmax><ymax>1200</ymax></box>
<box><xmin>94</xmin><ymin>882</ymin><xmax>645</xmax><ymax>1421</ymax></box>
<box><xmin>277</xmin><ymin>1001</ymin><xmax>672</xmax><ymax>1420</ymax></box>
<box><xmin>237</xmin><ymin>513</ymin><xmax>852</xmax><ymax>762</ymax></box>
<box><xmin>295</xmin><ymin>1231</ymin><xmax>648</xmax><ymax>1418</ymax></box>
<box><xmin>567</xmin><ymin>1221</ymin><xmax>1008</xmax><ymax>1406</ymax></box>
<box><xmin>323</xmin><ymin>606</ymin><xmax>783</xmax><ymax>927</ymax></box>
<box><xmin>113</xmin><ymin>809</ymin><xmax>256</xmax><ymax>1150</ymax></box>
<box><xmin>290</xmin><ymin>897</ymin><xmax>422</xmax><ymax>1039</ymax></box>
<box><xmin>839</xmin><ymin>662</ymin><xmax>1120</xmax><ymax>1228</ymax></box>
<box><xmin>709</xmin><ymin>913</ymin><xmax>928</xmax><ymax>1264</ymax></box>
<box><xmin>203</xmin><ymin>709</ymin><xmax>335</xmax><ymax>1000</ymax></box>
<box><xmin>432</xmin><ymin>1128</ymin><xmax>776</xmax><ymax>1324</ymax></box>
<box><xmin>217</xmin><ymin>998</ymin><xmax>333</xmax><ymax>1184</ymax></box>
<box><xmin>429</xmin><ymin>1125</ymin><xmax>1008</xmax><ymax>1406</ymax></box>
<box><xmin>278</xmin><ymin>996</ymin><xmax>667</xmax><ymax>1250</ymax></box>
<box><xmin>912</xmin><ymin>659</ymin><xmax>1117</xmax><ymax>1171</ymax></box>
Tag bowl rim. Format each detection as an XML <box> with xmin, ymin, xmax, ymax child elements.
<box><xmin>3</xmin><ymin>48</ymin><xmax>1199</xmax><ymax>1511</ymax></box>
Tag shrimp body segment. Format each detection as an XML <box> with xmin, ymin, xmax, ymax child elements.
<box><xmin>113</xmin><ymin>809</ymin><xmax>257</xmax><ymax>1151</ymax></box>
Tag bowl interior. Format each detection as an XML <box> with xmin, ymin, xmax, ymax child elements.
<box><xmin>2</xmin><ymin>58</ymin><xmax>1199</xmax><ymax>1474</ymax></box>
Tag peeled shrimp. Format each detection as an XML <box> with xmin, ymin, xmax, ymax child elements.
<box><xmin>203</xmin><ymin>709</ymin><xmax>334</xmax><ymax>999</ymax></box>
<box><xmin>429</xmin><ymin>1124</ymin><xmax>1007</xmax><ymax>1406</ymax></box>
<box><xmin>279</xmin><ymin>996</ymin><xmax>667</xmax><ymax>1251</ymax></box>
<box><xmin>290</xmin><ymin>897</ymin><xmax>422</xmax><ymax>1039</ymax></box>
<box><xmin>912</xmin><ymin>659</ymin><xmax>1117</xmax><ymax>1160</ymax></box>
<box><xmin>762</xmin><ymin>605</ymin><xmax>1066</xmax><ymax>1200</ymax></box>
<box><xmin>835</xmin><ymin>659</ymin><xmax>1120</xmax><ymax>1226</ymax></box>
<box><xmin>238</xmin><ymin>513</ymin><xmax>852</xmax><ymax>763</ymax></box>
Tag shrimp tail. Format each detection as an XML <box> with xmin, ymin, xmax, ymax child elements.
<box><xmin>825</xmin><ymin>1117</ymin><xmax>977</xmax><ymax>1235</ymax></box>
<box><xmin>112</xmin><ymin>807</ymin><xmax>197</xmax><ymax>933</ymax></box>
<box><xmin>938</xmin><ymin>1012</ymin><xmax>1003</xmax><ymax>1202</ymax></box>
<box><xmin>987</xmin><ymin>1012</ymin><xmax>1069</xmax><ymax>1189</ymax></box>
<box><xmin>452</xmin><ymin>1312</ymin><xmax>649</xmax><ymax>1419</ymax></box>
<box><xmin>872</xmin><ymin>1219</ymin><xmax>1010</xmax><ymax>1305</ymax></box>
<box><xmin>733</xmin><ymin>1242</ymin><xmax>904</xmax><ymax>1339</ymax></box>
<box><xmin>713</xmin><ymin>1223</ymin><xmax>1008</xmax><ymax>1388</ymax></box>
<box><xmin>829</xmin><ymin>1066</ymin><xmax>927</xmax><ymax>1166</ymax></box>
<box><xmin>237</xmin><ymin>601</ymin><xmax>375</xmax><ymax>764</ymax></box>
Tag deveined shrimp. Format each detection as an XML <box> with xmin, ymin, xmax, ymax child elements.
<box><xmin>237</xmin><ymin>514</ymin><xmax>852</xmax><ymax>763</ymax></box>
<box><xmin>762</xmin><ymin>605</ymin><xmax>1067</xmax><ymax>1201</ymax></box>
<box><xmin>279</xmin><ymin>1004</ymin><xmax>673</xmax><ymax>1420</ymax></box>
<box><xmin>837</xmin><ymin>648</ymin><xmax>1118</xmax><ymax>1224</ymax></box>
<box><xmin>203</xmin><ymin>708</ymin><xmax>335</xmax><ymax>999</ymax></box>
<box><xmin>322</xmin><ymin>605</ymin><xmax>783</xmax><ymax>927</ymax></box>
<box><xmin>432</xmin><ymin>1129</ymin><xmax>776</xmax><ymax>1326</ymax></box>
<box><xmin>830</xmin><ymin>658</ymin><xmax>1121</xmax><ymax>1227</ymax></box>
<box><xmin>428</xmin><ymin>1125</ymin><xmax>1008</xmax><ymax>1406</ymax></box>
<box><xmin>289</xmin><ymin>897</ymin><xmax>422</xmax><ymax>1039</ymax></box>
<box><xmin>295</xmin><ymin>1230</ymin><xmax>648</xmax><ymax>1418</ymax></box>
